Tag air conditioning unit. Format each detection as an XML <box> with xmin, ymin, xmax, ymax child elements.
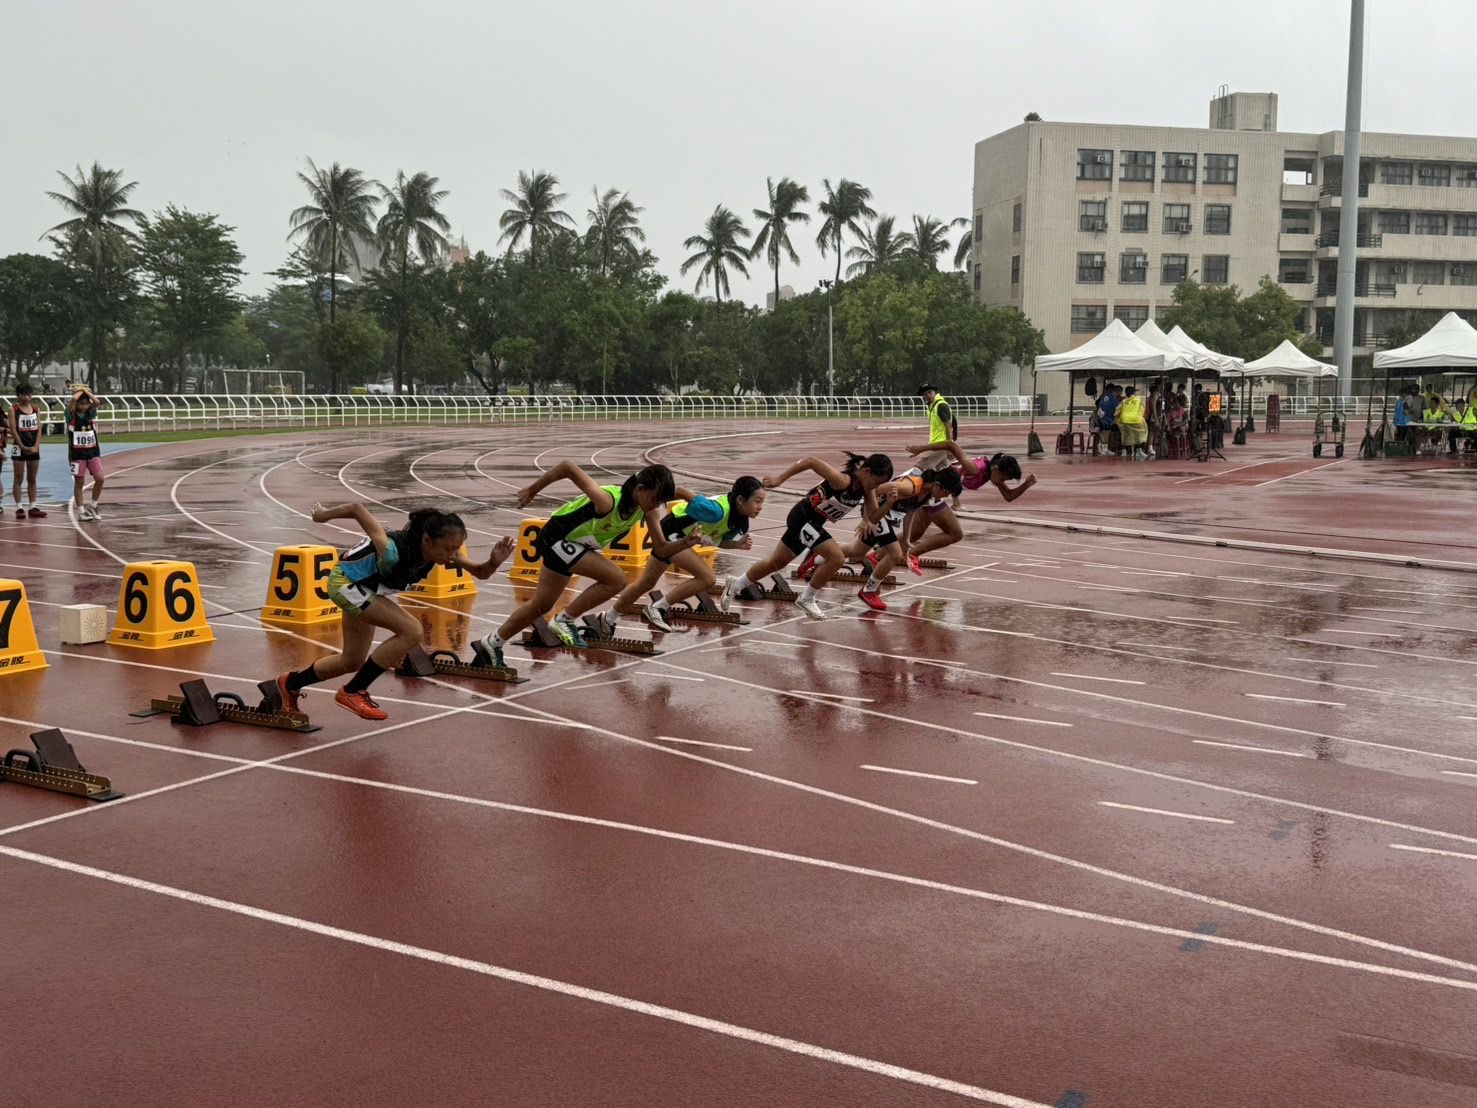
<box><xmin>1176</xmin><ymin>155</ymin><xmax>1196</xmax><ymax>167</ymax></box>
<box><xmin>1092</xmin><ymin>219</ymin><xmax>1108</xmax><ymax>231</ymax></box>
<box><xmin>1418</xmin><ymin>167</ymin><xmax>1437</xmax><ymax>177</ymax></box>
<box><xmin>1094</xmin><ymin>153</ymin><xmax>1111</xmax><ymax>164</ymax></box>
<box><xmin>1127</xmin><ymin>256</ymin><xmax>1148</xmax><ymax>268</ymax></box>
<box><xmin>1453</xmin><ymin>265</ymin><xmax>1467</xmax><ymax>276</ymax></box>
<box><xmin>1179</xmin><ymin>223</ymin><xmax>1193</xmax><ymax>234</ymax></box>
<box><xmin>1390</xmin><ymin>263</ymin><xmax>1406</xmax><ymax>274</ymax></box>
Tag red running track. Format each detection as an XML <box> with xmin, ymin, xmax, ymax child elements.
<box><xmin>2</xmin><ymin>420</ymin><xmax>1477</xmax><ymax>1107</ymax></box>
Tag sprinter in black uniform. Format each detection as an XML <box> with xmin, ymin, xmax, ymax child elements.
<box><xmin>722</xmin><ymin>451</ymin><xmax>891</xmax><ymax>620</ymax></box>
<box><xmin>67</xmin><ymin>387</ymin><xmax>105</xmax><ymax>521</ymax></box>
<box><xmin>8</xmin><ymin>383</ymin><xmax>45</xmax><ymax>518</ymax></box>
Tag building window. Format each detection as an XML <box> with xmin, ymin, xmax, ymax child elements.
<box><xmin>1378</xmin><ymin>211</ymin><xmax>1410</xmax><ymax>235</ymax></box>
<box><xmin>1456</xmin><ymin>166</ymin><xmax>1477</xmax><ymax>189</ymax></box>
<box><xmin>1412</xmin><ymin>261</ymin><xmax>1446</xmax><ymax>286</ymax></box>
<box><xmin>1380</xmin><ymin>162</ymin><xmax>1413</xmax><ymax>186</ymax></box>
<box><xmin>1414</xmin><ymin>212</ymin><xmax>1449</xmax><ymax>235</ymax></box>
<box><xmin>1078</xmin><ymin>149</ymin><xmax>1112</xmax><ymax>181</ymax></box>
<box><xmin>1162</xmin><ymin>254</ymin><xmax>1190</xmax><ymax>284</ymax></box>
<box><xmin>1012</xmin><ymin>203</ymin><xmax>1022</xmax><ymax>233</ymax></box>
<box><xmin>1079</xmin><ymin>200</ymin><xmax>1108</xmax><ymax>232</ymax></box>
<box><xmin>1071</xmin><ymin>305</ymin><xmax>1107</xmax><ymax>333</ymax></box>
<box><xmin>1204</xmin><ymin>204</ymin><xmax>1232</xmax><ymax>235</ymax></box>
<box><xmin>1278</xmin><ymin>260</ymin><xmax>1310</xmax><ymax>285</ymax></box>
<box><xmin>1114</xmin><ymin>305</ymin><xmax>1149</xmax><ymax>328</ymax></box>
<box><xmin>1385</xmin><ymin>262</ymin><xmax>1409</xmax><ymax>285</ymax></box>
<box><xmin>1121</xmin><ymin>202</ymin><xmax>1149</xmax><ymax>233</ymax></box>
<box><xmin>1077</xmin><ymin>252</ymin><xmax>1106</xmax><ymax>283</ymax></box>
<box><xmin>1203</xmin><ymin>255</ymin><xmax>1230</xmax><ymax>284</ymax></box>
<box><xmin>1163</xmin><ymin>152</ymin><xmax>1197</xmax><ymax>183</ymax></box>
<box><xmin>1453</xmin><ymin>214</ymin><xmax>1477</xmax><ymax>236</ymax></box>
<box><xmin>973</xmin><ymin>263</ymin><xmax>981</xmax><ymax>292</ymax></box>
<box><xmin>974</xmin><ymin>212</ymin><xmax>983</xmax><ymax>242</ymax></box>
<box><xmin>1452</xmin><ymin>264</ymin><xmax>1477</xmax><ymax>287</ymax></box>
<box><xmin>1120</xmin><ymin>252</ymin><xmax>1149</xmax><ymax>283</ymax></box>
<box><xmin>1417</xmin><ymin>164</ymin><xmax>1452</xmax><ymax>187</ymax></box>
<box><xmin>1121</xmin><ymin>150</ymin><xmax>1154</xmax><ymax>182</ymax></box>
<box><xmin>1163</xmin><ymin>203</ymin><xmax>1191</xmax><ymax>233</ymax></box>
<box><xmin>1010</xmin><ymin>255</ymin><xmax>1021</xmax><ymax>285</ymax></box>
<box><xmin>1281</xmin><ymin>207</ymin><xmax>1312</xmax><ymax>235</ymax></box>
<box><xmin>1205</xmin><ymin>154</ymin><xmax>1239</xmax><ymax>184</ymax></box>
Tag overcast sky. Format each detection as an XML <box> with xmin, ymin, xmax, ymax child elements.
<box><xmin>4</xmin><ymin>0</ymin><xmax>1472</xmax><ymax>305</ymax></box>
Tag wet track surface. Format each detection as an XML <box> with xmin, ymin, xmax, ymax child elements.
<box><xmin>2</xmin><ymin>420</ymin><xmax>1476</xmax><ymax>1107</ymax></box>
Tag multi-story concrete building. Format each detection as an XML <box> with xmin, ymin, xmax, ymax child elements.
<box><xmin>972</xmin><ymin>91</ymin><xmax>1477</xmax><ymax>402</ymax></box>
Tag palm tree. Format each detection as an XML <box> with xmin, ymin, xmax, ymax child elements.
<box><xmin>952</xmin><ymin>218</ymin><xmax>973</xmax><ymax>270</ymax></box>
<box><xmin>903</xmin><ymin>215</ymin><xmax>954</xmax><ymax>268</ymax></box>
<box><xmin>750</xmin><ymin>176</ymin><xmax>810</xmax><ymax>307</ymax></box>
<box><xmin>680</xmin><ymin>206</ymin><xmax>752</xmax><ymax>302</ymax></box>
<box><xmin>46</xmin><ymin>162</ymin><xmax>145</xmax><ymax>381</ymax></box>
<box><xmin>845</xmin><ymin>215</ymin><xmax>909</xmax><ymax>277</ymax></box>
<box><xmin>586</xmin><ymin>187</ymin><xmax>646</xmax><ymax>276</ymax></box>
<box><xmin>498</xmin><ymin>169</ymin><xmax>574</xmax><ymax>263</ymax></box>
<box><xmin>377</xmin><ymin>170</ymin><xmax>451</xmax><ymax>393</ymax></box>
<box><xmin>288</xmin><ymin>159</ymin><xmax>379</xmax><ymax>322</ymax></box>
<box><xmin>814</xmin><ymin>178</ymin><xmax>876</xmax><ymax>286</ymax></box>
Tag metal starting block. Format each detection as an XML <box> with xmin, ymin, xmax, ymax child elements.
<box><xmin>139</xmin><ymin>678</ymin><xmax>321</xmax><ymax>733</ymax></box>
<box><xmin>0</xmin><ymin>729</ymin><xmax>122</xmax><ymax>802</ymax></box>
<box><xmin>521</xmin><ymin>616</ymin><xmax>661</xmax><ymax>655</ymax></box>
<box><xmin>396</xmin><ymin>645</ymin><xmax>526</xmax><ymax>683</ymax></box>
<box><xmin>710</xmin><ymin>573</ymin><xmax>796</xmax><ymax>603</ymax></box>
<box><xmin>800</xmin><ymin>568</ymin><xmax>897</xmax><ymax>587</ymax></box>
<box><xmin>918</xmin><ymin>557</ymin><xmax>948</xmax><ymax>570</ymax></box>
<box><xmin>652</xmin><ymin>590</ymin><xmax>745</xmax><ymax>626</ymax></box>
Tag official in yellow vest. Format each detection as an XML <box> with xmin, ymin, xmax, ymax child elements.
<box><xmin>1115</xmin><ymin>385</ymin><xmax>1151</xmax><ymax>460</ymax></box>
<box><xmin>916</xmin><ymin>384</ymin><xmax>957</xmax><ymax>470</ymax></box>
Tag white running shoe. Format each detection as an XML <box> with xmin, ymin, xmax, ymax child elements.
<box><xmin>77</xmin><ymin>504</ymin><xmax>95</xmax><ymax>521</ymax></box>
<box><xmin>90</xmin><ymin>503</ymin><xmax>103</xmax><ymax>519</ymax></box>
<box><xmin>720</xmin><ymin>577</ymin><xmax>739</xmax><ymax>612</ymax></box>
<box><xmin>642</xmin><ymin>604</ymin><xmax>674</xmax><ymax>632</ymax></box>
<box><xmin>796</xmin><ymin>596</ymin><xmax>826</xmax><ymax>621</ymax></box>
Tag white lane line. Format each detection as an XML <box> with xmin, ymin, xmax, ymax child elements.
<box><xmin>574</xmin><ymin>678</ymin><xmax>633</xmax><ymax>690</ymax></box>
<box><xmin>1350</xmin><ymin>607</ymin><xmax>1421</xmax><ymax>615</ymax></box>
<box><xmin>652</xmin><ymin>735</ymin><xmax>752</xmax><ymax>753</ymax></box>
<box><xmin>1077</xmin><ymin>585</ymin><xmax>1139</xmax><ymax>593</ymax></box>
<box><xmin>1050</xmin><ymin>672</ymin><xmax>1146</xmax><ymax>686</ymax></box>
<box><xmin>632</xmin><ymin>672</ymin><xmax>706</xmax><ymax>683</ymax></box>
<box><xmin>1440</xmin><ymin>771</ymin><xmax>1477</xmax><ymax>781</ymax></box>
<box><xmin>974</xmin><ymin>712</ymin><xmax>1073</xmax><ymax>728</ymax></box>
<box><xmin>1098</xmin><ymin>802</ymin><xmax>1234</xmax><ymax>825</ymax></box>
<box><xmin>1252</xmin><ymin>458</ymin><xmax>1345</xmax><ymax>487</ymax></box>
<box><xmin>1323</xmin><ymin>629</ymin><xmax>1400</xmax><ymax>638</ymax></box>
<box><xmin>1246</xmin><ymin>693</ymin><xmax>1346</xmax><ymax>708</ymax></box>
<box><xmin>1459</xmin><ymin>716</ymin><xmax>1477</xmax><ymax>723</ymax></box>
<box><xmin>1281</xmin><ymin>657</ymin><xmax>1379</xmax><ymax>669</ymax></box>
<box><xmin>1164</xmin><ymin>616</ymin><xmax>1240</xmax><ymax>625</ymax></box>
<box><xmin>1390</xmin><ymin>844</ymin><xmax>1477</xmax><ymax>862</ymax></box>
<box><xmin>1121</xmin><ymin>570</ymin><xmax>1187</xmax><ymax>577</ymax></box>
<box><xmin>861</xmin><ymin>765</ymin><xmax>978</xmax><ymax>786</ymax></box>
<box><xmin>794</xmin><ymin>690</ymin><xmax>874</xmax><ymax>702</ymax></box>
<box><xmin>0</xmin><ymin>846</ymin><xmax>1052</xmax><ymax>1108</ymax></box>
<box><xmin>1114</xmin><ymin>641</ymin><xmax>1196</xmax><ymax>653</ymax></box>
<box><xmin>1193</xmin><ymin>740</ymin><xmax>1311</xmax><ymax>759</ymax></box>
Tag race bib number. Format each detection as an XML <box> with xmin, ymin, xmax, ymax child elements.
<box><xmin>71</xmin><ymin>429</ymin><xmax>97</xmax><ymax>449</ymax></box>
<box><xmin>339</xmin><ymin>580</ymin><xmax>375</xmax><ymax>610</ymax></box>
<box><xmin>8</xmin><ymin>447</ymin><xmax>17</xmax><ymax>459</ymax></box>
<box><xmin>69</xmin><ymin>460</ymin><xmax>87</xmax><ymax>477</ymax></box>
<box><xmin>797</xmin><ymin>521</ymin><xmax>822</xmax><ymax>548</ymax></box>
<box><xmin>17</xmin><ymin>413</ymin><xmax>38</xmax><ymax>432</ymax></box>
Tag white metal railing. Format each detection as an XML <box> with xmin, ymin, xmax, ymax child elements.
<box><xmin>32</xmin><ymin>393</ymin><xmax>1037</xmax><ymax>434</ymax></box>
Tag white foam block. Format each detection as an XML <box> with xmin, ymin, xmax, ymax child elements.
<box><xmin>59</xmin><ymin>603</ymin><xmax>108</xmax><ymax>645</ymax></box>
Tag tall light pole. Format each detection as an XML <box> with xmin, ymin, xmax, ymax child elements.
<box><xmin>1333</xmin><ymin>0</ymin><xmax>1366</xmax><ymax>396</ymax></box>
<box><xmin>818</xmin><ymin>279</ymin><xmax>835</xmax><ymax>395</ymax></box>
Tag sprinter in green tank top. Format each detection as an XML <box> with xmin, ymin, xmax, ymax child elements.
<box><xmin>473</xmin><ymin>461</ymin><xmax>697</xmax><ymax>664</ymax></box>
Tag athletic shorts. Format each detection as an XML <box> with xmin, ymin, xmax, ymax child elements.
<box><xmin>70</xmin><ymin>457</ymin><xmax>103</xmax><ymax>479</ymax></box>
<box><xmin>11</xmin><ymin>446</ymin><xmax>39</xmax><ymax>462</ymax></box>
<box><xmin>327</xmin><ymin>565</ymin><xmax>388</xmax><ymax>615</ymax></box>
<box><xmin>914</xmin><ymin>449</ymin><xmax>952</xmax><ymax>471</ymax></box>
<box><xmin>780</xmin><ymin>501</ymin><xmax>833</xmax><ymax>555</ymax></box>
<box><xmin>535</xmin><ymin>533</ymin><xmax>596</xmax><ymax>576</ymax></box>
<box><xmin>650</xmin><ymin>514</ymin><xmax>695</xmax><ymax>565</ymax></box>
<box><xmin>864</xmin><ymin>511</ymin><xmax>905</xmax><ymax>550</ymax></box>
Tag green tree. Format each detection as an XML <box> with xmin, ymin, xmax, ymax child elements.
<box><xmin>376</xmin><ymin>170</ymin><xmax>451</xmax><ymax>393</ymax></box>
<box><xmin>814</xmin><ymin>178</ymin><xmax>876</xmax><ymax>287</ymax></box>
<box><xmin>136</xmin><ymin>206</ymin><xmax>246</xmax><ymax>391</ymax></box>
<box><xmin>45</xmin><ymin>161</ymin><xmax>144</xmax><ymax>383</ymax></box>
<box><xmin>586</xmin><ymin>187</ymin><xmax>646</xmax><ymax>277</ymax></box>
<box><xmin>680</xmin><ymin>206</ymin><xmax>752</xmax><ymax>302</ymax></box>
<box><xmin>498</xmin><ymin>169</ymin><xmax>574</xmax><ymax>263</ymax></box>
<box><xmin>845</xmin><ymin>214</ymin><xmax>908</xmax><ymax>277</ymax></box>
<box><xmin>902</xmin><ymin>215</ymin><xmax>955</xmax><ymax>268</ymax></box>
<box><xmin>0</xmin><ymin>254</ymin><xmax>81</xmax><ymax>379</ymax></box>
<box><xmin>952</xmin><ymin>218</ymin><xmax>973</xmax><ymax>271</ymax></box>
<box><xmin>288</xmin><ymin>160</ymin><xmax>379</xmax><ymax>323</ymax></box>
<box><xmin>242</xmin><ymin>283</ymin><xmax>326</xmax><ymax>386</ymax></box>
<box><xmin>316</xmin><ymin>312</ymin><xmax>387</xmax><ymax>392</ymax></box>
<box><xmin>751</xmin><ymin>176</ymin><xmax>810</xmax><ymax>308</ymax></box>
<box><xmin>1379</xmin><ymin>308</ymin><xmax>1442</xmax><ymax>353</ymax></box>
<box><xmin>1159</xmin><ymin>279</ymin><xmax>1245</xmax><ymax>356</ymax></box>
<box><xmin>207</xmin><ymin>313</ymin><xmax>271</xmax><ymax>371</ymax></box>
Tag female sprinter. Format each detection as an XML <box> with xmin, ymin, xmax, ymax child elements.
<box><xmin>722</xmin><ymin>452</ymin><xmax>892</xmax><ymax>620</ymax></box>
<box><xmin>608</xmin><ymin>476</ymin><xmax>767</xmax><ymax>633</ymax></box>
<box><xmin>841</xmin><ymin>465</ymin><xmax>963</xmax><ymax>611</ymax></box>
<box><xmin>8</xmin><ymin>383</ymin><xmax>46</xmax><ymax>518</ymax></box>
<box><xmin>902</xmin><ymin>440</ymin><xmax>1037</xmax><ymax>567</ymax></box>
<box><xmin>472</xmin><ymin>462</ymin><xmax>695</xmax><ymax>666</ymax></box>
<box><xmin>68</xmin><ymin>387</ymin><xmax>105</xmax><ymax>520</ymax></box>
<box><xmin>274</xmin><ymin>504</ymin><xmax>514</xmax><ymax>720</ymax></box>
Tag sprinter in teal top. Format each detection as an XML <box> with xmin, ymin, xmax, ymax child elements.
<box><xmin>474</xmin><ymin>461</ymin><xmax>695</xmax><ymax>662</ymax></box>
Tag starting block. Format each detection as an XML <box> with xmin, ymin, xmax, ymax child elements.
<box><xmin>918</xmin><ymin>557</ymin><xmax>948</xmax><ymax>570</ymax></box>
<box><xmin>653</xmin><ymin>590</ymin><xmax>745</xmax><ymax>626</ymax></box>
<box><xmin>795</xmin><ymin>568</ymin><xmax>896</xmax><ymax>587</ymax></box>
<box><xmin>396</xmin><ymin>645</ymin><xmax>525</xmax><ymax>684</ymax></box>
<box><xmin>522</xmin><ymin>616</ymin><xmax>661</xmax><ymax>655</ymax></box>
<box><xmin>0</xmin><ymin>729</ymin><xmax>122</xmax><ymax>802</ymax></box>
<box><xmin>138</xmin><ymin>678</ymin><xmax>321</xmax><ymax>733</ymax></box>
<box><xmin>711</xmin><ymin>573</ymin><xmax>797</xmax><ymax>603</ymax></box>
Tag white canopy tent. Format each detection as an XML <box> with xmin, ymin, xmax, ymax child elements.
<box><xmin>1035</xmin><ymin>319</ymin><xmax>1167</xmax><ymax>375</ymax></box>
<box><xmin>1373</xmin><ymin>311</ymin><xmax>1477</xmax><ymax>370</ymax></box>
<box><xmin>1167</xmin><ymin>325</ymin><xmax>1243</xmax><ymax>374</ymax></box>
<box><xmin>1132</xmin><ymin>320</ymin><xmax>1200</xmax><ymax>371</ymax></box>
<box><xmin>1242</xmin><ymin>340</ymin><xmax>1338</xmax><ymax>379</ymax></box>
